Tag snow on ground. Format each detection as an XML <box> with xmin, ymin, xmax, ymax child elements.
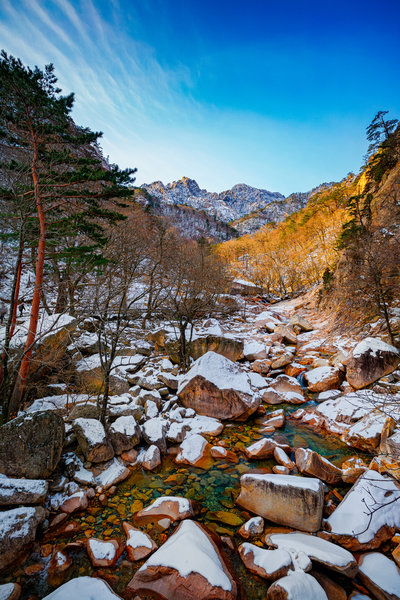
<box><xmin>75</xmin><ymin>353</ymin><xmax>144</xmax><ymax>374</ymax></box>
<box><xmin>0</xmin><ymin>312</ymin><xmax>75</xmax><ymax>349</ymax></box>
<box><xmin>327</xmin><ymin>470</ymin><xmax>400</xmax><ymax>544</ymax></box>
<box><xmin>138</xmin><ymin>519</ymin><xmax>232</xmax><ymax>591</ymax></box>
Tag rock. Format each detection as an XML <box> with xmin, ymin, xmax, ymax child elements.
<box><xmin>253</xmin><ymin>359</ymin><xmax>272</xmax><ymax>374</ymax></box>
<box><xmin>166</xmin><ymin>421</ymin><xmax>191</xmax><ymax>444</ymax></box>
<box><xmin>190</xmin><ymin>335</ymin><xmax>244</xmax><ymax>362</ymax></box>
<box><xmin>244</xmin><ymin>438</ymin><xmax>290</xmax><ymax>460</ymax></box>
<box><xmin>285</xmin><ymin>362</ymin><xmax>308</xmax><ymax>377</ymax></box>
<box><xmin>304</xmin><ymin>366</ymin><xmax>344</xmax><ymax>392</ymax></box>
<box><xmin>289</xmin><ymin>315</ymin><xmax>313</xmax><ymax>332</ymax></box>
<box><xmin>0</xmin><ymin>411</ymin><xmax>65</xmax><ymax>479</ymax></box>
<box><xmin>274</xmin><ymin>325</ymin><xmax>298</xmax><ymax>345</ymax></box>
<box><xmin>341</xmin><ymin>410</ymin><xmax>389</xmax><ymax>451</ymax></box>
<box><xmin>73</xmin><ymin>418</ymin><xmax>114</xmax><ymax>463</ymax></box>
<box><xmin>142</xmin><ymin>445</ymin><xmax>161</xmax><ymax>471</ymax></box>
<box><xmin>239</xmin><ymin>543</ymin><xmax>293</xmax><ymax>581</ymax></box>
<box><xmin>141</xmin><ymin>418</ymin><xmax>168</xmax><ymax>454</ymax></box>
<box><xmin>273</xmin><ymin>465</ymin><xmax>290</xmax><ymax>474</ymax></box>
<box><xmin>341</xmin><ymin>456</ymin><xmax>368</xmax><ymax>484</ymax></box>
<box><xmin>60</xmin><ymin>490</ymin><xmax>88</xmax><ymax>514</ymax></box>
<box><xmin>346</xmin><ymin>338</ymin><xmax>400</xmax><ymax>390</ymax></box>
<box><xmin>274</xmin><ymin>447</ymin><xmax>295</xmax><ymax>470</ymax></box>
<box><xmin>126</xmin><ymin>519</ymin><xmax>237</xmax><ymax>600</ymax></box>
<box><xmin>0</xmin><ymin>477</ymin><xmax>48</xmax><ymax>506</ymax></box>
<box><xmin>244</xmin><ymin>340</ymin><xmax>267</xmax><ymax>360</ymax></box>
<box><xmin>262</xmin><ymin>387</ymin><xmax>305</xmax><ymax>405</ymax></box>
<box><xmin>68</xmin><ymin>403</ymin><xmax>99</xmax><ymax>421</ymax></box>
<box><xmin>359</xmin><ymin>552</ymin><xmax>400</xmax><ymax>600</ymax></box>
<box><xmin>177</xmin><ymin>351</ymin><xmax>261</xmax><ymax>421</ymax></box>
<box><xmin>238</xmin><ymin>516</ymin><xmax>264</xmax><ymax>539</ymax></box>
<box><xmin>95</xmin><ymin>458</ymin><xmax>131</xmax><ymax>490</ymax></box>
<box><xmin>295</xmin><ymin>448</ymin><xmax>342</xmax><ymax>484</ymax></box>
<box><xmin>123</xmin><ymin>522</ymin><xmax>158</xmax><ymax>561</ymax></box>
<box><xmin>87</xmin><ymin>538</ymin><xmax>122</xmax><ymax>567</ymax></box>
<box><xmin>210</xmin><ymin>446</ymin><xmax>238</xmax><ymax>463</ymax></box>
<box><xmin>0</xmin><ymin>506</ymin><xmax>47</xmax><ymax>571</ymax></box>
<box><xmin>269</xmin><ymin>374</ymin><xmax>303</xmax><ymax>396</ymax></box>
<box><xmin>266</xmin><ymin>572</ymin><xmax>328</xmax><ymax>599</ymax></box>
<box><xmin>158</xmin><ymin>373</ymin><xmax>179</xmax><ymax>390</ymax></box>
<box><xmin>261</xmin><ymin>409</ymin><xmax>285</xmax><ymax>429</ymax></box>
<box><xmin>109</xmin><ymin>416</ymin><xmax>141</xmax><ymax>455</ymax></box>
<box><xmin>48</xmin><ymin>550</ymin><xmax>71</xmax><ymax>578</ymax></box>
<box><xmin>121</xmin><ymin>448</ymin><xmax>138</xmax><ymax>464</ymax></box>
<box><xmin>146</xmin><ymin>328</ymin><xmax>167</xmax><ymax>348</ymax></box>
<box><xmin>271</xmin><ymin>353</ymin><xmax>293</xmax><ymax>369</ymax></box>
<box><xmin>0</xmin><ymin>583</ymin><xmax>22</xmax><ymax>600</ymax></box>
<box><xmin>175</xmin><ymin>434</ymin><xmax>212</xmax><ymax>469</ymax></box>
<box><xmin>310</xmin><ymin>571</ymin><xmax>347</xmax><ymax>600</ymax></box>
<box><xmin>266</xmin><ymin>532</ymin><xmax>358</xmax><ymax>577</ymax></box>
<box><xmin>236</xmin><ymin>473</ymin><xmax>324</xmax><ymax>532</ymax></box>
<box><xmin>326</xmin><ymin>470</ymin><xmax>400</xmax><ymax>550</ymax></box>
<box><xmin>41</xmin><ymin>576</ymin><xmax>122</xmax><ymax>599</ymax></box>
<box><xmin>135</xmin><ymin>496</ymin><xmax>197</xmax><ymax>525</ymax></box>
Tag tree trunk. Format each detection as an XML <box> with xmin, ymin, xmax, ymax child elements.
<box><xmin>9</xmin><ymin>138</ymin><xmax>46</xmax><ymax>419</ymax></box>
<box><xmin>100</xmin><ymin>368</ymin><xmax>110</xmax><ymax>425</ymax></box>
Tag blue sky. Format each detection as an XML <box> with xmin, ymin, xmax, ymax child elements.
<box><xmin>1</xmin><ymin>0</ymin><xmax>399</xmax><ymax>195</ymax></box>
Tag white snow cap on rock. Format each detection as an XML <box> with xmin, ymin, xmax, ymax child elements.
<box><xmin>138</xmin><ymin>519</ymin><xmax>232</xmax><ymax>591</ymax></box>
<box><xmin>359</xmin><ymin>552</ymin><xmax>400</xmax><ymax>596</ymax></box>
<box><xmin>352</xmin><ymin>337</ymin><xmax>400</xmax><ymax>358</ymax></box>
<box><xmin>42</xmin><ymin>576</ymin><xmax>121</xmax><ymax>599</ymax></box>
<box><xmin>178</xmin><ymin>351</ymin><xmax>254</xmax><ymax>395</ymax></box>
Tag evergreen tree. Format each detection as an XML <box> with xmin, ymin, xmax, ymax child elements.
<box><xmin>0</xmin><ymin>52</ymin><xmax>136</xmax><ymax>419</ymax></box>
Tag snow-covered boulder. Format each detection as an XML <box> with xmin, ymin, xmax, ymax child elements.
<box><xmin>239</xmin><ymin>544</ymin><xmax>294</xmax><ymax>581</ymax></box>
<box><xmin>126</xmin><ymin>519</ymin><xmax>237</xmax><ymax>600</ymax></box>
<box><xmin>42</xmin><ymin>576</ymin><xmax>122</xmax><ymax>599</ymax></box>
<box><xmin>73</xmin><ymin>418</ymin><xmax>114</xmax><ymax>463</ymax></box>
<box><xmin>326</xmin><ymin>470</ymin><xmax>400</xmax><ymax>550</ymax></box>
<box><xmin>0</xmin><ymin>477</ymin><xmax>48</xmax><ymax>506</ymax></box>
<box><xmin>141</xmin><ymin>417</ymin><xmax>168</xmax><ymax>454</ymax></box>
<box><xmin>108</xmin><ymin>416</ymin><xmax>140</xmax><ymax>455</ymax></box>
<box><xmin>175</xmin><ymin>433</ymin><xmax>212</xmax><ymax>469</ymax></box>
<box><xmin>177</xmin><ymin>351</ymin><xmax>261</xmax><ymax>421</ymax></box>
<box><xmin>0</xmin><ymin>506</ymin><xmax>47</xmax><ymax>570</ymax></box>
<box><xmin>0</xmin><ymin>411</ymin><xmax>64</xmax><ymax>478</ymax></box>
<box><xmin>304</xmin><ymin>366</ymin><xmax>343</xmax><ymax>392</ymax></box>
<box><xmin>341</xmin><ymin>456</ymin><xmax>368</xmax><ymax>484</ymax></box>
<box><xmin>262</xmin><ymin>387</ymin><xmax>306</xmax><ymax>405</ymax></box>
<box><xmin>210</xmin><ymin>446</ymin><xmax>239</xmax><ymax>463</ymax></box>
<box><xmin>86</xmin><ymin>538</ymin><xmax>123</xmax><ymax>568</ymax></box>
<box><xmin>236</xmin><ymin>474</ymin><xmax>324</xmax><ymax>532</ymax></box>
<box><xmin>266</xmin><ymin>572</ymin><xmax>328</xmax><ymax>600</ymax></box>
<box><xmin>238</xmin><ymin>516</ymin><xmax>264</xmax><ymax>539</ymax></box>
<box><xmin>244</xmin><ymin>340</ymin><xmax>267</xmax><ymax>360</ymax></box>
<box><xmin>123</xmin><ymin>522</ymin><xmax>157</xmax><ymax>561</ymax></box>
<box><xmin>244</xmin><ymin>438</ymin><xmax>290</xmax><ymax>460</ymax></box>
<box><xmin>95</xmin><ymin>458</ymin><xmax>130</xmax><ymax>491</ymax></box>
<box><xmin>135</xmin><ymin>496</ymin><xmax>197</xmax><ymax>525</ymax></box>
<box><xmin>295</xmin><ymin>448</ymin><xmax>342</xmax><ymax>484</ymax></box>
<box><xmin>346</xmin><ymin>337</ymin><xmax>400</xmax><ymax>390</ymax></box>
<box><xmin>266</xmin><ymin>532</ymin><xmax>358</xmax><ymax>577</ymax></box>
<box><xmin>341</xmin><ymin>409</ymin><xmax>389</xmax><ymax>450</ymax></box>
<box><xmin>289</xmin><ymin>315</ymin><xmax>313</xmax><ymax>332</ymax></box>
<box><xmin>142</xmin><ymin>445</ymin><xmax>161</xmax><ymax>471</ymax></box>
<box><xmin>358</xmin><ymin>552</ymin><xmax>400</xmax><ymax>600</ymax></box>
<box><xmin>0</xmin><ymin>583</ymin><xmax>21</xmax><ymax>600</ymax></box>
<box><xmin>274</xmin><ymin>325</ymin><xmax>298</xmax><ymax>345</ymax></box>
<box><xmin>269</xmin><ymin>374</ymin><xmax>303</xmax><ymax>396</ymax></box>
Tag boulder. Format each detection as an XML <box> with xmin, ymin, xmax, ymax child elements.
<box><xmin>244</xmin><ymin>438</ymin><xmax>291</xmax><ymax>460</ymax></box>
<box><xmin>68</xmin><ymin>403</ymin><xmax>99</xmax><ymax>421</ymax></box>
<box><xmin>177</xmin><ymin>351</ymin><xmax>261</xmax><ymax>421</ymax></box>
<box><xmin>274</xmin><ymin>325</ymin><xmax>298</xmax><ymax>345</ymax></box>
<box><xmin>271</xmin><ymin>353</ymin><xmax>293</xmax><ymax>369</ymax></box>
<box><xmin>135</xmin><ymin>496</ymin><xmax>197</xmax><ymax>525</ymax></box>
<box><xmin>210</xmin><ymin>446</ymin><xmax>239</xmax><ymax>463</ymax></box>
<box><xmin>346</xmin><ymin>338</ymin><xmax>400</xmax><ymax>390</ymax></box>
<box><xmin>359</xmin><ymin>552</ymin><xmax>400</xmax><ymax>600</ymax></box>
<box><xmin>274</xmin><ymin>447</ymin><xmax>295</xmax><ymax>470</ymax></box>
<box><xmin>295</xmin><ymin>448</ymin><xmax>342</xmax><ymax>484</ymax></box>
<box><xmin>238</xmin><ymin>516</ymin><xmax>264</xmax><ymax>539</ymax></box>
<box><xmin>0</xmin><ymin>411</ymin><xmax>65</xmax><ymax>479</ymax></box>
<box><xmin>123</xmin><ymin>522</ymin><xmax>158</xmax><ymax>561</ymax></box>
<box><xmin>341</xmin><ymin>456</ymin><xmax>368</xmax><ymax>484</ymax></box>
<box><xmin>41</xmin><ymin>576</ymin><xmax>122</xmax><ymax>599</ymax></box>
<box><xmin>95</xmin><ymin>458</ymin><xmax>130</xmax><ymax>490</ymax></box>
<box><xmin>236</xmin><ymin>473</ymin><xmax>324</xmax><ymax>532</ymax></box>
<box><xmin>0</xmin><ymin>477</ymin><xmax>48</xmax><ymax>506</ymax></box>
<box><xmin>0</xmin><ymin>506</ymin><xmax>47</xmax><ymax>571</ymax></box>
<box><xmin>141</xmin><ymin>418</ymin><xmax>168</xmax><ymax>454</ymax></box>
<box><xmin>244</xmin><ymin>340</ymin><xmax>267</xmax><ymax>360</ymax></box>
<box><xmin>239</xmin><ymin>543</ymin><xmax>293</xmax><ymax>581</ymax></box>
<box><xmin>341</xmin><ymin>409</ymin><xmax>388</xmax><ymax>450</ymax></box>
<box><xmin>304</xmin><ymin>366</ymin><xmax>344</xmax><ymax>393</ymax></box>
<box><xmin>126</xmin><ymin>519</ymin><xmax>237</xmax><ymax>600</ymax></box>
<box><xmin>190</xmin><ymin>336</ymin><xmax>244</xmax><ymax>362</ymax></box>
<box><xmin>108</xmin><ymin>416</ymin><xmax>141</xmax><ymax>455</ymax></box>
<box><xmin>60</xmin><ymin>490</ymin><xmax>88</xmax><ymax>514</ymax></box>
<box><xmin>266</xmin><ymin>532</ymin><xmax>358</xmax><ymax>577</ymax></box>
<box><xmin>266</xmin><ymin>572</ymin><xmax>328</xmax><ymax>599</ymax></box>
<box><xmin>0</xmin><ymin>583</ymin><xmax>22</xmax><ymax>600</ymax></box>
<box><xmin>262</xmin><ymin>387</ymin><xmax>305</xmax><ymax>405</ymax></box>
<box><xmin>289</xmin><ymin>315</ymin><xmax>313</xmax><ymax>332</ymax></box>
<box><xmin>86</xmin><ymin>538</ymin><xmax>123</xmax><ymax>567</ymax></box>
<box><xmin>175</xmin><ymin>434</ymin><xmax>212</xmax><ymax>469</ymax></box>
<box><xmin>73</xmin><ymin>418</ymin><xmax>114</xmax><ymax>463</ymax></box>
<box><xmin>142</xmin><ymin>445</ymin><xmax>161</xmax><ymax>471</ymax></box>
<box><xmin>310</xmin><ymin>571</ymin><xmax>347</xmax><ymax>600</ymax></box>
<box><xmin>252</xmin><ymin>359</ymin><xmax>272</xmax><ymax>374</ymax></box>
<box><xmin>326</xmin><ymin>470</ymin><xmax>400</xmax><ymax>550</ymax></box>
<box><xmin>269</xmin><ymin>374</ymin><xmax>303</xmax><ymax>396</ymax></box>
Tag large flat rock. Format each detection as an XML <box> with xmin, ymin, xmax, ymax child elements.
<box><xmin>236</xmin><ymin>473</ymin><xmax>324</xmax><ymax>533</ymax></box>
<box><xmin>0</xmin><ymin>506</ymin><xmax>47</xmax><ymax>571</ymax></box>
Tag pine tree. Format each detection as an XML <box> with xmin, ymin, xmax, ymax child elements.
<box><xmin>0</xmin><ymin>52</ymin><xmax>137</xmax><ymax>419</ymax></box>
